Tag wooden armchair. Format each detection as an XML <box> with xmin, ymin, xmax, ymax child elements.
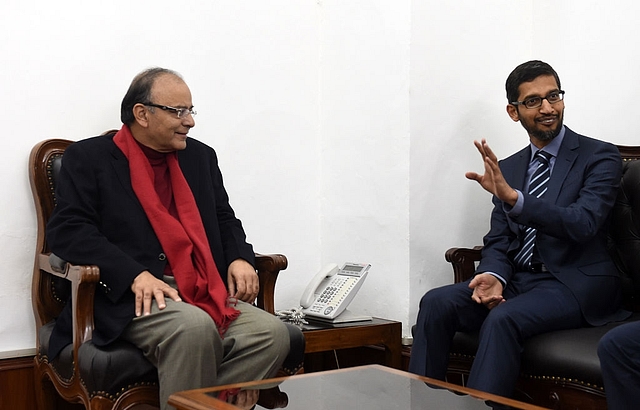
<box><xmin>29</xmin><ymin>138</ymin><xmax>304</xmax><ymax>410</ymax></box>
<box><xmin>442</xmin><ymin>145</ymin><xmax>640</xmax><ymax>409</ymax></box>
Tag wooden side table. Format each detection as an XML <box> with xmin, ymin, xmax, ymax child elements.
<box><xmin>299</xmin><ymin>317</ymin><xmax>402</xmax><ymax>369</ymax></box>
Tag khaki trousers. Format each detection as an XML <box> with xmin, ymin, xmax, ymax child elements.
<box><xmin>120</xmin><ymin>279</ymin><xmax>290</xmax><ymax>410</ymax></box>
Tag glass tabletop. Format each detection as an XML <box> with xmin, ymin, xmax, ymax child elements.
<box><xmin>205</xmin><ymin>366</ymin><xmax>541</xmax><ymax>410</ymax></box>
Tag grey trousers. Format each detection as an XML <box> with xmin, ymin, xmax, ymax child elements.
<box><xmin>120</xmin><ymin>280</ymin><xmax>290</xmax><ymax>410</ymax></box>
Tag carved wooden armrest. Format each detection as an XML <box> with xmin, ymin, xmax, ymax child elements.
<box><xmin>444</xmin><ymin>246</ymin><xmax>483</xmax><ymax>283</ymax></box>
<box><xmin>36</xmin><ymin>251</ymin><xmax>287</xmax><ymax>350</ymax></box>
<box><xmin>254</xmin><ymin>253</ymin><xmax>288</xmax><ymax>314</ymax></box>
<box><xmin>38</xmin><ymin>253</ymin><xmax>99</xmax><ymax>349</ymax></box>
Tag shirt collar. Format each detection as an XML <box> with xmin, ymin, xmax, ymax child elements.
<box><xmin>529</xmin><ymin>125</ymin><xmax>565</xmax><ymax>161</ymax></box>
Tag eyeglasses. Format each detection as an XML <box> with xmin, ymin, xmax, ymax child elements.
<box><xmin>144</xmin><ymin>103</ymin><xmax>197</xmax><ymax>119</ymax></box>
<box><xmin>510</xmin><ymin>90</ymin><xmax>565</xmax><ymax>109</ymax></box>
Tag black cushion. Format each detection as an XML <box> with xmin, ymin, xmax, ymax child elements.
<box><xmin>38</xmin><ymin>320</ymin><xmax>158</xmax><ymax>397</ymax></box>
<box><xmin>450</xmin><ymin>330</ymin><xmax>480</xmax><ymax>358</ymax></box>
<box><xmin>520</xmin><ymin>315</ymin><xmax>640</xmax><ymax>385</ymax></box>
<box><xmin>281</xmin><ymin>323</ymin><xmax>305</xmax><ymax>375</ymax></box>
<box><xmin>450</xmin><ymin>313</ymin><xmax>640</xmax><ymax>386</ymax></box>
<box><xmin>78</xmin><ymin>339</ymin><xmax>158</xmax><ymax>396</ymax></box>
<box><xmin>40</xmin><ymin>321</ymin><xmax>305</xmax><ymax>397</ymax></box>
<box><xmin>609</xmin><ymin>159</ymin><xmax>640</xmax><ymax>309</ymax></box>
<box><xmin>39</xmin><ymin>321</ymin><xmax>74</xmax><ymax>381</ymax></box>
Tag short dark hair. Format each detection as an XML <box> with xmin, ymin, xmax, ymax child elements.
<box><xmin>505</xmin><ymin>60</ymin><xmax>561</xmax><ymax>104</ymax></box>
<box><xmin>120</xmin><ymin>67</ymin><xmax>182</xmax><ymax>125</ymax></box>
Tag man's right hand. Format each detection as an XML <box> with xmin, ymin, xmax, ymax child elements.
<box><xmin>131</xmin><ymin>271</ymin><xmax>182</xmax><ymax>316</ymax></box>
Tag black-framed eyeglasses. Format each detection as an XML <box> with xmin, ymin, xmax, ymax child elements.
<box><xmin>510</xmin><ymin>90</ymin><xmax>565</xmax><ymax>109</ymax></box>
<box><xmin>144</xmin><ymin>103</ymin><xmax>197</xmax><ymax>119</ymax></box>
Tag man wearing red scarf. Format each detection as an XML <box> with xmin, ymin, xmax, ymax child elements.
<box><xmin>46</xmin><ymin>68</ymin><xmax>290</xmax><ymax>409</ymax></box>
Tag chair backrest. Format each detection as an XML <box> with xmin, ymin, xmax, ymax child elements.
<box><xmin>608</xmin><ymin>145</ymin><xmax>640</xmax><ymax>312</ymax></box>
<box><xmin>29</xmin><ymin>139</ymin><xmax>74</xmax><ymax>329</ymax></box>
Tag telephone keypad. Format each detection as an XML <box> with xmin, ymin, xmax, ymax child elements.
<box><xmin>309</xmin><ymin>276</ymin><xmax>353</xmax><ymax>314</ymax></box>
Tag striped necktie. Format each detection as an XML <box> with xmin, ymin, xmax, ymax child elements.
<box><xmin>514</xmin><ymin>150</ymin><xmax>552</xmax><ymax>270</ymax></box>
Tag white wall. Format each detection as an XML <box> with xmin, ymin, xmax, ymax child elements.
<box><xmin>409</xmin><ymin>1</ymin><xmax>533</xmax><ymax>321</ymax></box>
<box><xmin>1</xmin><ymin>0</ymin><xmax>640</xmax><ymax>356</ymax></box>
<box><xmin>318</xmin><ymin>1</ymin><xmax>412</xmax><ymax>328</ymax></box>
<box><xmin>408</xmin><ymin>0</ymin><xmax>640</xmax><ymax>324</ymax></box>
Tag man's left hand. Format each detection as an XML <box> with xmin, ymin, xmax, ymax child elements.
<box><xmin>469</xmin><ymin>273</ymin><xmax>505</xmax><ymax>310</ymax></box>
<box><xmin>228</xmin><ymin>259</ymin><xmax>259</xmax><ymax>303</ymax></box>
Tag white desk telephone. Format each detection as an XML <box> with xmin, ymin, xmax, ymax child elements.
<box><xmin>300</xmin><ymin>262</ymin><xmax>370</xmax><ymax>321</ymax></box>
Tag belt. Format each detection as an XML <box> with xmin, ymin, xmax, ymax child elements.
<box><xmin>530</xmin><ymin>263</ymin><xmax>549</xmax><ymax>273</ymax></box>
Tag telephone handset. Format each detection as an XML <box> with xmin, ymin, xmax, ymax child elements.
<box><xmin>300</xmin><ymin>262</ymin><xmax>370</xmax><ymax>320</ymax></box>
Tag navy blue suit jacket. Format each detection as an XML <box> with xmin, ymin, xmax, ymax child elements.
<box><xmin>476</xmin><ymin>127</ymin><xmax>627</xmax><ymax>326</ymax></box>
<box><xmin>46</xmin><ymin>133</ymin><xmax>255</xmax><ymax>359</ymax></box>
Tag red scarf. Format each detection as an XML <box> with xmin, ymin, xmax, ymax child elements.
<box><xmin>114</xmin><ymin>125</ymin><xmax>240</xmax><ymax>335</ymax></box>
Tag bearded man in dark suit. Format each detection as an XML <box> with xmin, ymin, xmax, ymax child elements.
<box><xmin>409</xmin><ymin>60</ymin><xmax>629</xmax><ymax>402</ymax></box>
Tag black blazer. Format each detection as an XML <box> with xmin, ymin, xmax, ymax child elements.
<box><xmin>477</xmin><ymin>127</ymin><xmax>628</xmax><ymax>326</ymax></box>
<box><xmin>46</xmin><ymin>133</ymin><xmax>255</xmax><ymax>359</ymax></box>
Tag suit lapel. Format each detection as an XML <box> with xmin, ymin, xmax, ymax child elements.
<box><xmin>108</xmin><ymin>142</ymin><xmax>142</xmax><ymax>205</ymax></box>
<box><xmin>505</xmin><ymin>146</ymin><xmax>531</xmax><ymax>190</ymax></box>
<box><xmin>546</xmin><ymin>129</ymin><xmax>579</xmax><ymax>203</ymax></box>
<box><xmin>502</xmin><ymin>146</ymin><xmax>531</xmax><ymax>234</ymax></box>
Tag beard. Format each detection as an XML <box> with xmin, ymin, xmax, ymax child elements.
<box><xmin>520</xmin><ymin>112</ymin><xmax>564</xmax><ymax>142</ymax></box>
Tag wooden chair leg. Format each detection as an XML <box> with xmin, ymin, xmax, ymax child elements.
<box><xmin>34</xmin><ymin>373</ymin><xmax>58</xmax><ymax>410</ymax></box>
